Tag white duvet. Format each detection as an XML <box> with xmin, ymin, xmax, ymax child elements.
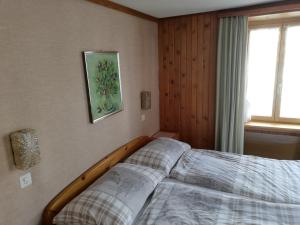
<box><xmin>170</xmin><ymin>149</ymin><xmax>300</xmax><ymax>204</ymax></box>
<box><xmin>136</xmin><ymin>179</ymin><xmax>300</xmax><ymax>225</ymax></box>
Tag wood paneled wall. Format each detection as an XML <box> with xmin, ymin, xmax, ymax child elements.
<box><xmin>158</xmin><ymin>13</ymin><xmax>218</xmax><ymax>149</ymax></box>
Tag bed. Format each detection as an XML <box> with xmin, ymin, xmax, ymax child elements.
<box><xmin>135</xmin><ymin>179</ymin><xmax>300</xmax><ymax>225</ymax></box>
<box><xmin>43</xmin><ymin>136</ymin><xmax>300</xmax><ymax>225</ymax></box>
<box><xmin>170</xmin><ymin>148</ymin><xmax>300</xmax><ymax>204</ymax></box>
<box><xmin>42</xmin><ymin>136</ymin><xmax>154</xmax><ymax>225</ymax></box>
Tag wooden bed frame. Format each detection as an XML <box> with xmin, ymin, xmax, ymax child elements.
<box><xmin>42</xmin><ymin>136</ymin><xmax>153</xmax><ymax>225</ymax></box>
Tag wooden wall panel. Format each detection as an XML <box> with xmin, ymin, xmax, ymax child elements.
<box><xmin>159</xmin><ymin>13</ymin><xmax>218</xmax><ymax>149</ymax></box>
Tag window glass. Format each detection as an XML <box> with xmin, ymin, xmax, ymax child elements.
<box><xmin>280</xmin><ymin>25</ymin><xmax>300</xmax><ymax>119</ymax></box>
<box><xmin>247</xmin><ymin>28</ymin><xmax>280</xmax><ymax>117</ymax></box>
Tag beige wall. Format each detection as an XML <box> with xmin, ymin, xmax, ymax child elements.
<box><xmin>245</xmin><ymin>132</ymin><xmax>300</xmax><ymax>160</ymax></box>
<box><xmin>0</xmin><ymin>0</ymin><xmax>159</xmax><ymax>224</ymax></box>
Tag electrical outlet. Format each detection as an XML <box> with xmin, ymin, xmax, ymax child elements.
<box><xmin>141</xmin><ymin>114</ymin><xmax>146</xmax><ymax>121</ymax></box>
<box><xmin>20</xmin><ymin>172</ymin><xmax>32</xmax><ymax>189</ymax></box>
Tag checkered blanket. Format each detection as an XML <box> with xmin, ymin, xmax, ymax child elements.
<box><xmin>136</xmin><ymin>180</ymin><xmax>300</xmax><ymax>225</ymax></box>
<box><xmin>170</xmin><ymin>149</ymin><xmax>300</xmax><ymax>204</ymax></box>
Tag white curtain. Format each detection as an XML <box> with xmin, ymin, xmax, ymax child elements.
<box><xmin>215</xmin><ymin>16</ymin><xmax>248</xmax><ymax>154</ymax></box>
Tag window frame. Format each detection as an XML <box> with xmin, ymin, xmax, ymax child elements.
<box><xmin>248</xmin><ymin>17</ymin><xmax>300</xmax><ymax>124</ymax></box>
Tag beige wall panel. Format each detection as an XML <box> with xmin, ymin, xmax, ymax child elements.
<box><xmin>0</xmin><ymin>1</ymin><xmax>159</xmax><ymax>224</ymax></box>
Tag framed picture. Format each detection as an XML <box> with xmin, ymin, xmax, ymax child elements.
<box><xmin>83</xmin><ymin>51</ymin><xmax>123</xmax><ymax>123</ymax></box>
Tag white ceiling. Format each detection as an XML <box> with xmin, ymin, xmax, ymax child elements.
<box><xmin>111</xmin><ymin>0</ymin><xmax>282</xmax><ymax>18</ymax></box>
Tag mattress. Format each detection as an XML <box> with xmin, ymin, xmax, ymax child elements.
<box><xmin>135</xmin><ymin>179</ymin><xmax>300</xmax><ymax>225</ymax></box>
<box><xmin>170</xmin><ymin>149</ymin><xmax>300</xmax><ymax>204</ymax></box>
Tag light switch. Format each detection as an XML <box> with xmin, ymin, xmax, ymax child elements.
<box><xmin>141</xmin><ymin>114</ymin><xmax>146</xmax><ymax>121</ymax></box>
<box><xmin>20</xmin><ymin>172</ymin><xmax>32</xmax><ymax>189</ymax></box>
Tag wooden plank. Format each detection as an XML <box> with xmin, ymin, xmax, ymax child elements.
<box><xmin>209</xmin><ymin>13</ymin><xmax>218</xmax><ymax>149</ymax></box>
<box><xmin>158</xmin><ymin>21</ymin><xmax>165</xmax><ymax>130</ymax></box>
<box><xmin>168</xmin><ymin>19</ymin><xmax>176</xmax><ymax>131</ymax></box>
<box><xmin>249</xmin><ymin>16</ymin><xmax>300</xmax><ymax>28</ymax></box>
<box><xmin>186</xmin><ymin>16</ymin><xmax>193</xmax><ymax>144</ymax></box>
<box><xmin>159</xmin><ymin>13</ymin><xmax>218</xmax><ymax>149</ymax></box>
<box><xmin>196</xmin><ymin>14</ymin><xmax>204</xmax><ymax>148</ymax></box>
<box><xmin>217</xmin><ymin>1</ymin><xmax>300</xmax><ymax>18</ymax></box>
<box><xmin>201</xmin><ymin>13</ymin><xmax>212</xmax><ymax>148</ymax></box>
<box><xmin>180</xmin><ymin>17</ymin><xmax>188</xmax><ymax>142</ymax></box>
<box><xmin>191</xmin><ymin>15</ymin><xmax>198</xmax><ymax>147</ymax></box>
<box><xmin>174</xmin><ymin>18</ymin><xmax>182</xmax><ymax>132</ymax></box>
<box><xmin>245</xmin><ymin>122</ymin><xmax>300</xmax><ymax>137</ymax></box>
<box><xmin>87</xmin><ymin>0</ymin><xmax>158</xmax><ymax>22</ymax></box>
<box><xmin>160</xmin><ymin>21</ymin><xmax>169</xmax><ymax>130</ymax></box>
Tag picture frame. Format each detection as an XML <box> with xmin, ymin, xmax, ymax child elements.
<box><xmin>83</xmin><ymin>51</ymin><xmax>123</xmax><ymax>123</ymax></box>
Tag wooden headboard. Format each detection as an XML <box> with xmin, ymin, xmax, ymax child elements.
<box><xmin>42</xmin><ymin>136</ymin><xmax>153</xmax><ymax>225</ymax></box>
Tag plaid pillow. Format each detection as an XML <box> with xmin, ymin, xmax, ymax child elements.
<box><xmin>125</xmin><ymin>137</ymin><xmax>190</xmax><ymax>174</ymax></box>
<box><xmin>53</xmin><ymin>163</ymin><xmax>164</xmax><ymax>225</ymax></box>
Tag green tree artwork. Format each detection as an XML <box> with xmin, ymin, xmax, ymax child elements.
<box><xmin>84</xmin><ymin>52</ymin><xmax>122</xmax><ymax>123</ymax></box>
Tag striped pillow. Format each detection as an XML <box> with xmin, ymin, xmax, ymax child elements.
<box><xmin>53</xmin><ymin>163</ymin><xmax>164</xmax><ymax>225</ymax></box>
<box><xmin>125</xmin><ymin>137</ymin><xmax>190</xmax><ymax>174</ymax></box>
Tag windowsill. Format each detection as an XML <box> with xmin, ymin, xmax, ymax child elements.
<box><xmin>245</xmin><ymin>121</ymin><xmax>300</xmax><ymax>137</ymax></box>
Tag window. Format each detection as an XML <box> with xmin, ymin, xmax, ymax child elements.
<box><xmin>247</xmin><ymin>19</ymin><xmax>300</xmax><ymax>124</ymax></box>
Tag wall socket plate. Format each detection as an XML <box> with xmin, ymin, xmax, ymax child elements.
<box><xmin>141</xmin><ymin>114</ymin><xmax>146</xmax><ymax>121</ymax></box>
<box><xmin>20</xmin><ymin>172</ymin><xmax>32</xmax><ymax>189</ymax></box>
